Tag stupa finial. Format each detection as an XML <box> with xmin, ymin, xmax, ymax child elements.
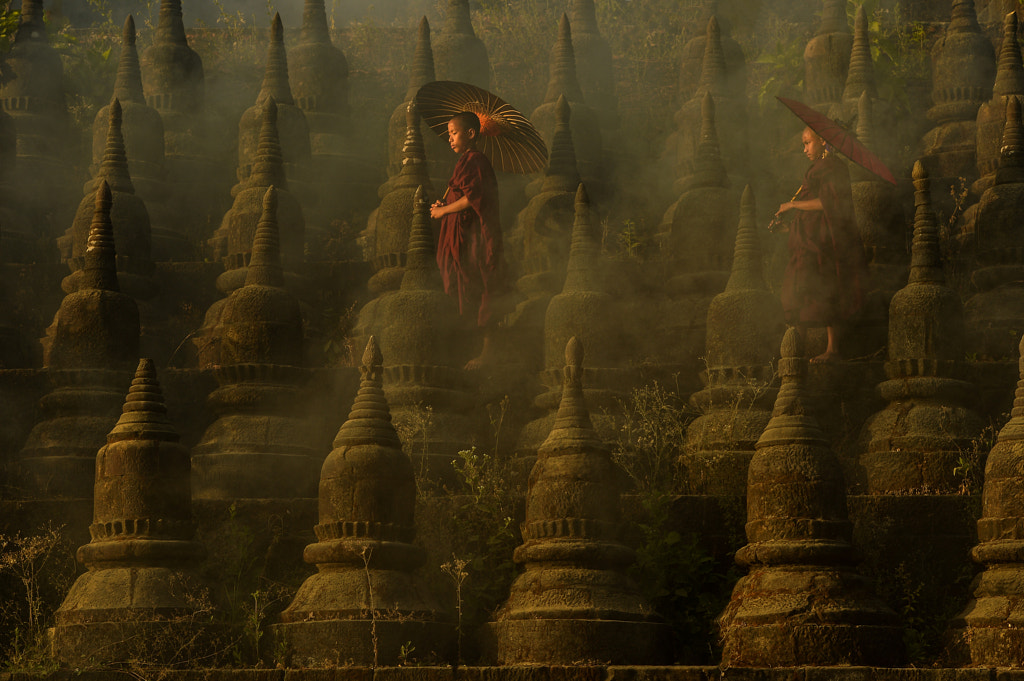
<box><xmin>332</xmin><ymin>336</ymin><xmax>401</xmax><ymax>448</ymax></box>
<box><xmin>245</xmin><ymin>186</ymin><xmax>285</xmax><ymax>288</ymax></box>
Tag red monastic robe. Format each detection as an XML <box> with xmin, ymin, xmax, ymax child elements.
<box><xmin>436</xmin><ymin>149</ymin><xmax>507</xmax><ymax>327</ymax></box>
<box><xmin>781</xmin><ymin>155</ymin><xmax>867</xmax><ymax>326</ymax></box>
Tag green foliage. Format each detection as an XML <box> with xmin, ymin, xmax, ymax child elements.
<box><xmin>445</xmin><ymin>446</ymin><xmax>522</xmax><ymax>661</ymax></box>
<box><xmin>627</xmin><ymin>493</ymin><xmax>737</xmax><ymax>664</ymax></box>
<box><xmin>614</xmin><ymin>380</ymin><xmax>691</xmax><ymax>495</ymax></box>
<box><xmin>0</xmin><ymin>7</ymin><xmax>19</xmax><ymax>55</ymax></box>
<box><xmin>0</xmin><ymin>524</ymin><xmax>76</xmax><ymax>672</ymax></box>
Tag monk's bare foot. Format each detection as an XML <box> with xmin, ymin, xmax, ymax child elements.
<box><xmin>464</xmin><ymin>355</ymin><xmax>485</xmax><ymax>371</ymax></box>
<box><xmin>810</xmin><ymin>351</ymin><xmax>840</xmax><ymax>364</ymax></box>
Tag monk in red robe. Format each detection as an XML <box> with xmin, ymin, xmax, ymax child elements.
<box><xmin>430</xmin><ymin>111</ymin><xmax>507</xmax><ymax>369</ymax></box>
<box><xmin>774</xmin><ymin>127</ymin><xmax>866</xmax><ymax>363</ymax></box>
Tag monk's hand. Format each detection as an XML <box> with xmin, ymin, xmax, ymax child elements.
<box><xmin>429</xmin><ymin>204</ymin><xmax>445</xmax><ymax>219</ymax></box>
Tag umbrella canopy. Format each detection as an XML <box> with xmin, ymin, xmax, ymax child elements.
<box><xmin>777</xmin><ymin>96</ymin><xmax>897</xmax><ymax>185</ymax></box>
<box><xmin>415</xmin><ymin>80</ymin><xmax>548</xmax><ymax>174</ymax></box>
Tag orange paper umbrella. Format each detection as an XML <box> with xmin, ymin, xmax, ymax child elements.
<box><xmin>777</xmin><ymin>96</ymin><xmax>897</xmax><ymax>185</ymax></box>
<box><xmin>416</xmin><ymin>80</ymin><xmax>548</xmax><ymax>174</ymax></box>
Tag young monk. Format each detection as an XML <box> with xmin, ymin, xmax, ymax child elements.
<box><xmin>773</xmin><ymin>126</ymin><xmax>866</xmax><ymax>363</ymax></box>
<box><xmin>429</xmin><ymin>111</ymin><xmax>507</xmax><ymax>370</ymax></box>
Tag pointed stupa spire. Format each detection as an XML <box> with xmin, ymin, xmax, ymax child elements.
<box><xmin>333</xmin><ymin>336</ymin><xmax>401</xmax><ymax>448</ymax></box>
<box><xmin>842</xmin><ymin>5</ymin><xmax>877</xmax><ymax>102</ymax></box>
<box><xmin>113</xmin><ymin>16</ymin><xmax>146</xmax><ymax>105</ymax></box>
<box><xmin>543</xmin><ymin>14</ymin><xmax>585</xmax><ymax>104</ymax></box>
<box><xmin>696</xmin><ymin>16</ymin><xmax>727</xmax><ymax>97</ymax></box>
<box><xmin>538</xmin><ymin>336</ymin><xmax>605</xmax><ymax>453</ymax></box>
<box><xmin>258</xmin><ymin>13</ymin><xmax>295</xmax><ymax>106</ymax></box>
<box><xmin>445</xmin><ymin>0</ymin><xmax>476</xmax><ymax>36</ymax></box>
<box><xmin>245</xmin><ymin>186</ymin><xmax>285</xmax><ymax>288</ymax></box>
<box><xmin>401</xmin><ymin>186</ymin><xmax>441</xmax><ymax>291</ymax></box>
<box><xmin>107</xmin><ymin>358</ymin><xmax>179</xmax><ymax>443</ymax></box>
<box><xmin>569</xmin><ymin>0</ymin><xmax>599</xmax><ymax>33</ymax></box>
<box><xmin>687</xmin><ymin>92</ymin><xmax>727</xmax><ymax>188</ymax></box>
<box><xmin>949</xmin><ymin>0</ymin><xmax>981</xmax><ymax>33</ymax></box>
<box><xmin>406</xmin><ymin>17</ymin><xmax>436</xmax><ymax>99</ymax></box>
<box><xmin>98</xmin><ymin>99</ymin><xmax>135</xmax><ymax>195</ymax></box>
<box><xmin>997</xmin><ymin>334</ymin><xmax>1024</xmax><ymax>441</ymax></box>
<box><xmin>856</xmin><ymin>91</ymin><xmax>876</xmax><ymax>151</ymax></box>
<box><xmin>155</xmin><ymin>0</ymin><xmax>188</xmax><ymax>44</ymax></box>
<box><xmin>396</xmin><ymin>101</ymin><xmax>429</xmax><ymax>186</ymax></box>
<box><xmin>994</xmin><ymin>12</ymin><xmax>1024</xmax><ymax>97</ymax></box>
<box><xmin>82</xmin><ymin>180</ymin><xmax>120</xmax><ymax>292</ymax></box>
<box><xmin>15</xmin><ymin>0</ymin><xmax>45</xmax><ymax>42</ymax></box>
<box><xmin>725</xmin><ymin>186</ymin><xmax>765</xmax><ymax>292</ymax></box>
<box><xmin>756</xmin><ymin>327</ymin><xmax>828</xmax><ymax>447</ymax></box>
<box><xmin>561</xmin><ymin>184</ymin><xmax>601</xmax><ymax>293</ymax></box>
<box><xmin>300</xmin><ymin>0</ymin><xmax>331</xmax><ymax>44</ymax></box>
<box><xmin>909</xmin><ymin>161</ymin><xmax>946</xmax><ymax>285</ymax></box>
<box><xmin>995</xmin><ymin>96</ymin><xmax>1024</xmax><ymax>184</ymax></box>
<box><xmin>542</xmin><ymin>94</ymin><xmax>580</xmax><ymax>191</ymax></box>
<box><xmin>818</xmin><ymin>0</ymin><xmax>850</xmax><ymax>35</ymax></box>
<box><xmin>249</xmin><ymin>98</ymin><xmax>288</xmax><ymax>189</ymax></box>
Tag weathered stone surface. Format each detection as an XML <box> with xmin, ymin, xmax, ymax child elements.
<box><xmin>433</xmin><ymin>0</ymin><xmax>490</xmax><ymax>89</ymax></box>
<box><xmin>192</xmin><ymin>188</ymin><xmax>316</xmax><ymax>500</ymax></box>
<box><xmin>719</xmin><ymin>329</ymin><xmax>904</xmax><ymax>667</ymax></box>
<box><xmin>567</xmin><ymin>0</ymin><xmax>616</xmax><ymax>131</ymax></box>
<box><xmin>52</xmin><ymin>359</ymin><xmax>209</xmax><ymax>665</ymax></box>
<box><xmin>965</xmin><ymin>97</ymin><xmax>1024</xmax><ymax>360</ymax></box>
<box><xmin>529</xmin><ymin>15</ymin><xmax>604</xmax><ymax>196</ymax></box>
<box><xmin>950</xmin><ymin>335</ymin><xmax>1024</xmax><ymax>666</ymax></box>
<box><xmin>683</xmin><ymin>186</ymin><xmax>783</xmax><ymax>497</ymax></box>
<box><xmin>209</xmin><ymin>99</ymin><xmax>306</xmax><ymax>297</ymax></box>
<box><xmin>18</xmin><ymin>181</ymin><xmax>140</xmax><ymax>499</ymax></box>
<box><xmin>920</xmin><ymin>0</ymin><xmax>995</xmax><ymax>188</ymax></box>
<box><xmin>273</xmin><ymin>337</ymin><xmax>451</xmax><ymax>665</ymax></box>
<box><xmin>859</xmin><ymin>162</ymin><xmax>982</xmax><ymax>494</ymax></box>
<box><xmin>804</xmin><ymin>0</ymin><xmax>852</xmax><ymax>109</ymax></box>
<box><xmin>492</xmin><ymin>338</ymin><xmax>670</xmax><ymax>664</ymax></box>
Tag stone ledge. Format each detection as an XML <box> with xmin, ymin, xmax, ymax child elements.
<box><xmin>0</xmin><ymin>669</ymin><xmax>1014</xmax><ymax>681</ymax></box>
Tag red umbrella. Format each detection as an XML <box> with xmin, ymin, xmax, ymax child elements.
<box><xmin>777</xmin><ymin>96</ymin><xmax>897</xmax><ymax>185</ymax></box>
<box><xmin>415</xmin><ymin>80</ymin><xmax>548</xmax><ymax>174</ymax></box>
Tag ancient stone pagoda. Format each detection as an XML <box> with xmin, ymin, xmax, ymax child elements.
<box><xmin>837</xmin><ymin>5</ymin><xmax>883</xmax><ymax>125</ymax></box>
<box><xmin>850</xmin><ymin>92</ymin><xmax>908</xmax><ymax>354</ymax></box>
<box><xmin>210</xmin><ymin>98</ymin><xmax>306</xmax><ymax>297</ymax></box>
<box><xmin>140</xmin><ymin>0</ymin><xmax>223</xmax><ymax>242</ymax></box>
<box><xmin>950</xmin><ymin>334</ymin><xmax>1024</xmax><ymax>665</ymax></box>
<box><xmin>667</xmin><ymin>16</ymin><xmax>748</xmax><ymax>192</ymax></box>
<box><xmin>91</xmin><ymin>16</ymin><xmax>188</xmax><ymax>261</ymax></box>
<box><xmin>237</xmin><ymin>13</ymin><xmax>312</xmax><ymax>196</ymax></box>
<box><xmin>529</xmin><ymin>15</ymin><xmax>604</xmax><ymax>196</ymax></box>
<box><xmin>803</xmin><ymin>0</ymin><xmax>851</xmax><ymax>110</ymax></box>
<box><xmin>859</xmin><ymin>161</ymin><xmax>982</xmax><ymax>494</ymax></box>
<box><xmin>920</xmin><ymin>0</ymin><xmax>994</xmax><ymax>191</ymax></box>
<box><xmin>655</xmin><ymin>94</ymin><xmax>741</xmax><ymax>366</ymax></box>
<box><xmin>273</xmin><ymin>337</ymin><xmax>451</xmax><ymax>665</ymax></box>
<box><xmin>192</xmin><ymin>187</ymin><xmax>317</xmax><ymax>500</ymax></box>
<box><xmin>683</xmin><ymin>186</ymin><xmax>783</xmax><ymax>497</ymax></box>
<box><xmin>719</xmin><ymin>328</ymin><xmax>904</xmax><ymax>667</ymax></box>
<box><xmin>567</xmin><ymin>0</ymin><xmax>616</xmax><ymax>131</ymax></box>
<box><xmin>364</xmin><ymin>102</ymin><xmax>433</xmax><ymax>298</ymax></box>
<box><xmin>0</xmin><ymin>110</ymin><xmax>39</xmax><ymax>263</ymax></box>
<box><xmin>52</xmin><ymin>359</ymin><xmax>207</xmax><ymax>665</ymax></box>
<box><xmin>973</xmin><ymin>12</ymin><xmax>1024</xmax><ymax>197</ymax></box>
<box><xmin>18</xmin><ymin>181</ymin><xmax>140</xmax><ymax>499</ymax></box>
<box><xmin>677</xmin><ymin>4</ymin><xmax>746</xmax><ymax>106</ymax></box>
<box><xmin>384</xmin><ymin>17</ymin><xmax>447</xmax><ymax>188</ymax></box>
<box><xmin>965</xmin><ymin>97</ymin><xmax>1024</xmax><ymax>360</ymax></box>
<box><xmin>289</xmin><ymin>0</ymin><xmax>372</xmax><ymax>227</ymax></box>
<box><xmin>492</xmin><ymin>337</ymin><xmax>669</xmax><ymax>664</ymax></box>
<box><xmin>509</xmin><ymin>95</ymin><xmax>580</xmax><ymax>372</ymax></box>
<box><xmin>62</xmin><ymin>99</ymin><xmax>157</xmax><ymax>304</ymax></box>
<box><xmin>433</xmin><ymin>0</ymin><xmax>490</xmax><ymax>89</ymax></box>
<box><xmin>0</xmin><ymin>0</ymin><xmax>76</xmax><ymax>235</ymax></box>
<box><xmin>515</xmin><ymin>185</ymin><xmax>630</xmax><ymax>464</ymax></box>
<box><xmin>373</xmin><ymin>187</ymin><xmax>478</xmax><ymax>482</ymax></box>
